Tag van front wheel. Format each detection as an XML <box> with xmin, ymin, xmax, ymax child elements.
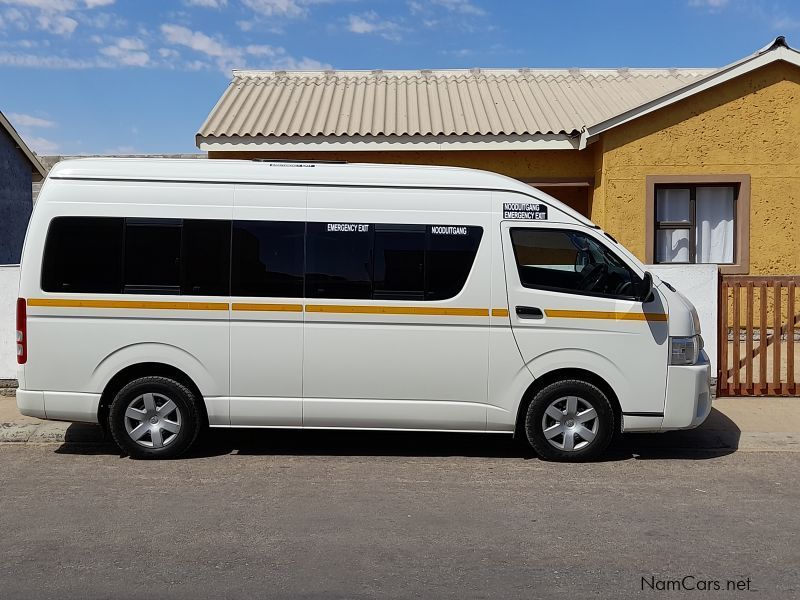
<box><xmin>108</xmin><ymin>376</ymin><xmax>201</xmax><ymax>459</ymax></box>
<box><xmin>524</xmin><ymin>379</ymin><xmax>614</xmax><ymax>461</ymax></box>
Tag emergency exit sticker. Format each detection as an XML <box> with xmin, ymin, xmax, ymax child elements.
<box><xmin>503</xmin><ymin>202</ymin><xmax>548</xmax><ymax>220</ymax></box>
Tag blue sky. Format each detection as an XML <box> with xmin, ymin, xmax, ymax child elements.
<box><xmin>1</xmin><ymin>0</ymin><xmax>799</xmax><ymax>155</ymax></box>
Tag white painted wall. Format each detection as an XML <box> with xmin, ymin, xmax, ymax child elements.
<box><xmin>0</xmin><ymin>265</ymin><xmax>19</xmax><ymax>379</ymax></box>
<box><xmin>647</xmin><ymin>264</ymin><xmax>719</xmax><ymax>375</ymax></box>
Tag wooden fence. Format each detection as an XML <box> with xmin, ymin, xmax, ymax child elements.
<box><xmin>718</xmin><ymin>275</ymin><xmax>800</xmax><ymax>396</ymax></box>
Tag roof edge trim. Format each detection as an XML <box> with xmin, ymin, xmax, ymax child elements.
<box><xmin>197</xmin><ymin>133</ymin><xmax>581</xmax><ymax>152</ymax></box>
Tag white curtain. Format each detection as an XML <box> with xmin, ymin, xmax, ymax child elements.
<box><xmin>696</xmin><ymin>186</ymin><xmax>734</xmax><ymax>264</ymax></box>
<box><xmin>656</xmin><ymin>188</ymin><xmax>690</xmax><ymax>263</ymax></box>
<box><xmin>656</xmin><ymin>188</ymin><xmax>690</xmax><ymax>222</ymax></box>
<box><xmin>656</xmin><ymin>229</ymin><xmax>690</xmax><ymax>263</ymax></box>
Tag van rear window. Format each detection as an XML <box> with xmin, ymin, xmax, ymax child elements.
<box><xmin>41</xmin><ymin>217</ymin><xmax>231</xmax><ymax>296</ymax></box>
<box><xmin>41</xmin><ymin>217</ymin><xmax>124</xmax><ymax>294</ymax></box>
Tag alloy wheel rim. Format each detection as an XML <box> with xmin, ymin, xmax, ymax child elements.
<box><xmin>541</xmin><ymin>395</ymin><xmax>599</xmax><ymax>452</ymax></box>
<box><xmin>124</xmin><ymin>392</ymin><xmax>182</xmax><ymax>449</ymax></box>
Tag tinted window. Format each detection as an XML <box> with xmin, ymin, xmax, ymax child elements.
<box><xmin>306</xmin><ymin>222</ymin><xmax>373</xmax><ymax>299</ymax></box>
<box><xmin>41</xmin><ymin>217</ymin><xmax>123</xmax><ymax>293</ymax></box>
<box><xmin>510</xmin><ymin>228</ymin><xmax>639</xmax><ymax>298</ymax></box>
<box><xmin>425</xmin><ymin>225</ymin><xmax>483</xmax><ymax>300</ymax></box>
<box><xmin>182</xmin><ymin>220</ymin><xmax>230</xmax><ymax>296</ymax></box>
<box><xmin>124</xmin><ymin>219</ymin><xmax>181</xmax><ymax>294</ymax></box>
<box><xmin>232</xmin><ymin>221</ymin><xmax>304</xmax><ymax>297</ymax></box>
<box><xmin>373</xmin><ymin>225</ymin><xmax>425</xmax><ymax>300</ymax></box>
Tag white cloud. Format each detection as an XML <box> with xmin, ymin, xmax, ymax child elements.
<box><xmin>8</xmin><ymin>113</ymin><xmax>56</xmax><ymax>128</ymax></box>
<box><xmin>0</xmin><ymin>50</ymin><xmax>96</xmax><ymax>67</ymax></box>
<box><xmin>25</xmin><ymin>135</ymin><xmax>60</xmax><ymax>154</ymax></box>
<box><xmin>347</xmin><ymin>11</ymin><xmax>401</xmax><ymax>40</ymax></box>
<box><xmin>773</xmin><ymin>16</ymin><xmax>800</xmax><ymax>30</ymax></box>
<box><xmin>105</xmin><ymin>145</ymin><xmax>136</xmax><ymax>154</ymax></box>
<box><xmin>431</xmin><ymin>0</ymin><xmax>484</xmax><ymax>15</ymax></box>
<box><xmin>0</xmin><ymin>0</ymin><xmax>76</xmax><ymax>10</ymax></box>
<box><xmin>183</xmin><ymin>0</ymin><xmax>227</xmax><ymax>6</ymax></box>
<box><xmin>688</xmin><ymin>0</ymin><xmax>729</xmax><ymax>8</ymax></box>
<box><xmin>158</xmin><ymin>47</ymin><xmax>179</xmax><ymax>58</ymax></box>
<box><xmin>242</xmin><ymin>0</ymin><xmax>305</xmax><ymax>18</ymax></box>
<box><xmin>100</xmin><ymin>36</ymin><xmax>148</xmax><ymax>66</ymax></box>
<box><xmin>84</xmin><ymin>0</ymin><xmax>113</xmax><ymax>7</ymax></box>
<box><xmin>161</xmin><ymin>23</ymin><xmax>241</xmax><ymax>66</ymax></box>
<box><xmin>37</xmin><ymin>13</ymin><xmax>77</xmax><ymax>34</ymax></box>
<box><xmin>8</xmin><ymin>112</ymin><xmax>56</xmax><ymax>127</ymax></box>
<box><xmin>245</xmin><ymin>44</ymin><xmax>279</xmax><ymax>57</ymax></box>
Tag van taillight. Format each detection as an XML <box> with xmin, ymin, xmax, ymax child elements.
<box><xmin>16</xmin><ymin>298</ymin><xmax>26</xmax><ymax>364</ymax></box>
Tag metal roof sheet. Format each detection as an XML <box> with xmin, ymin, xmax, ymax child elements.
<box><xmin>198</xmin><ymin>68</ymin><xmax>715</xmax><ymax>140</ymax></box>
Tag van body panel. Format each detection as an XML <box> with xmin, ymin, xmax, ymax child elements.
<box><xmin>229</xmin><ymin>184</ymin><xmax>306</xmax><ymax>427</ymax></box>
<box><xmin>21</xmin><ymin>181</ymin><xmax>233</xmax><ymax>408</ymax></box>
<box><xmin>17</xmin><ymin>159</ymin><xmax>711</xmax><ymax>442</ymax></box>
<box><xmin>301</xmin><ymin>186</ymin><xmax>491</xmax><ymax>430</ymax></box>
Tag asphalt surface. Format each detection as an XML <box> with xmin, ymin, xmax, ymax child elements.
<box><xmin>1</xmin><ymin>431</ymin><xmax>798</xmax><ymax>600</ymax></box>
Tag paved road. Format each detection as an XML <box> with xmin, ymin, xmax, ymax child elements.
<box><xmin>1</xmin><ymin>431</ymin><xmax>798</xmax><ymax>599</ymax></box>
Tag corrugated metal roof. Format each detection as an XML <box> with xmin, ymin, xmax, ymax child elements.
<box><xmin>198</xmin><ymin>68</ymin><xmax>715</xmax><ymax>139</ymax></box>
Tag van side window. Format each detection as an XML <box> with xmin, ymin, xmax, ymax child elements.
<box><xmin>425</xmin><ymin>225</ymin><xmax>483</xmax><ymax>300</ymax></box>
<box><xmin>373</xmin><ymin>224</ymin><xmax>425</xmax><ymax>300</ymax></box>
<box><xmin>510</xmin><ymin>228</ymin><xmax>640</xmax><ymax>299</ymax></box>
<box><xmin>232</xmin><ymin>221</ymin><xmax>304</xmax><ymax>298</ymax></box>
<box><xmin>124</xmin><ymin>219</ymin><xmax>181</xmax><ymax>294</ymax></box>
<box><xmin>182</xmin><ymin>220</ymin><xmax>231</xmax><ymax>296</ymax></box>
<box><xmin>41</xmin><ymin>217</ymin><xmax>124</xmax><ymax>293</ymax></box>
<box><xmin>306</xmin><ymin>222</ymin><xmax>374</xmax><ymax>299</ymax></box>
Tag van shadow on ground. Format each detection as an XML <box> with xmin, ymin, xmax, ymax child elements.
<box><xmin>55</xmin><ymin>407</ymin><xmax>739</xmax><ymax>462</ymax></box>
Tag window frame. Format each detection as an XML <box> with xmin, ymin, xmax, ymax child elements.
<box><xmin>646</xmin><ymin>174</ymin><xmax>750</xmax><ymax>274</ymax></box>
<box><xmin>509</xmin><ymin>226</ymin><xmax>643</xmax><ymax>301</ymax></box>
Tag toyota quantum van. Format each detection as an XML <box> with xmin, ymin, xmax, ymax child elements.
<box><xmin>16</xmin><ymin>159</ymin><xmax>711</xmax><ymax>461</ymax></box>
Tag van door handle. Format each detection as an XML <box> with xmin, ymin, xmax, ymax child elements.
<box><xmin>515</xmin><ymin>306</ymin><xmax>544</xmax><ymax>319</ymax></box>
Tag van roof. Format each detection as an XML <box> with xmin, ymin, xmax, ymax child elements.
<box><xmin>46</xmin><ymin>158</ymin><xmax>593</xmax><ymax>226</ymax></box>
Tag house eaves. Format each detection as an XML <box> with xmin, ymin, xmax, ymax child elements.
<box><xmin>0</xmin><ymin>110</ymin><xmax>47</xmax><ymax>182</ymax></box>
<box><xmin>578</xmin><ymin>36</ymin><xmax>800</xmax><ymax>149</ymax></box>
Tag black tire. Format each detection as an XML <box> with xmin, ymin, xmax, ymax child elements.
<box><xmin>524</xmin><ymin>379</ymin><xmax>615</xmax><ymax>462</ymax></box>
<box><xmin>108</xmin><ymin>376</ymin><xmax>201</xmax><ymax>460</ymax></box>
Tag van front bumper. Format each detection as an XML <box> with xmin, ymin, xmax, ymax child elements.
<box><xmin>661</xmin><ymin>350</ymin><xmax>712</xmax><ymax>430</ymax></box>
<box><xmin>16</xmin><ymin>390</ymin><xmax>100</xmax><ymax>423</ymax></box>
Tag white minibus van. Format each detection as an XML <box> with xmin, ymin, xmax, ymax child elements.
<box><xmin>16</xmin><ymin>158</ymin><xmax>711</xmax><ymax>461</ymax></box>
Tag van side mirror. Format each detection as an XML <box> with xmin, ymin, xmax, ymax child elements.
<box><xmin>638</xmin><ymin>271</ymin><xmax>654</xmax><ymax>303</ymax></box>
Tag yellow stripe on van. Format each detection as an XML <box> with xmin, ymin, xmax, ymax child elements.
<box><xmin>232</xmin><ymin>303</ymin><xmax>303</xmax><ymax>312</ymax></box>
<box><xmin>305</xmin><ymin>304</ymin><xmax>490</xmax><ymax>317</ymax></box>
<box><xmin>27</xmin><ymin>298</ymin><xmax>229</xmax><ymax>311</ymax></box>
<box><xmin>545</xmin><ymin>309</ymin><xmax>668</xmax><ymax>322</ymax></box>
<box><xmin>491</xmin><ymin>308</ymin><xmax>510</xmax><ymax>317</ymax></box>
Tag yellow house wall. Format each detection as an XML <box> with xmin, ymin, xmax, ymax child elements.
<box><xmin>595</xmin><ymin>61</ymin><xmax>800</xmax><ymax>274</ymax></box>
<box><xmin>208</xmin><ymin>148</ymin><xmax>595</xmax><ymax>182</ymax></box>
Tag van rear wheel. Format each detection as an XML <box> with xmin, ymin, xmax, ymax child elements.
<box><xmin>524</xmin><ymin>379</ymin><xmax>614</xmax><ymax>462</ymax></box>
<box><xmin>108</xmin><ymin>376</ymin><xmax>201</xmax><ymax>459</ymax></box>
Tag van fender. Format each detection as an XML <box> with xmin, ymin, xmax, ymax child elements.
<box><xmin>90</xmin><ymin>342</ymin><xmax>217</xmax><ymax>396</ymax></box>
<box><xmin>524</xmin><ymin>348</ymin><xmax>632</xmax><ymax>411</ymax></box>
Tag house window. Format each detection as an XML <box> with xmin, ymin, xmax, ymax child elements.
<box><xmin>655</xmin><ymin>185</ymin><xmax>736</xmax><ymax>264</ymax></box>
<box><xmin>646</xmin><ymin>175</ymin><xmax>750</xmax><ymax>274</ymax></box>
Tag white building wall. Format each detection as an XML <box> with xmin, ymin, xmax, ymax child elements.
<box><xmin>648</xmin><ymin>264</ymin><xmax>718</xmax><ymax>376</ymax></box>
<box><xmin>0</xmin><ymin>265</ymin><xmax>19</xmax><ymax>379</ymax></box>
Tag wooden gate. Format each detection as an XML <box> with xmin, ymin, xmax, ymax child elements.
<box><xmin>718</xmin><ymin>275</ymin><xmax>800</xmax><ymax>396</ymax></box>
